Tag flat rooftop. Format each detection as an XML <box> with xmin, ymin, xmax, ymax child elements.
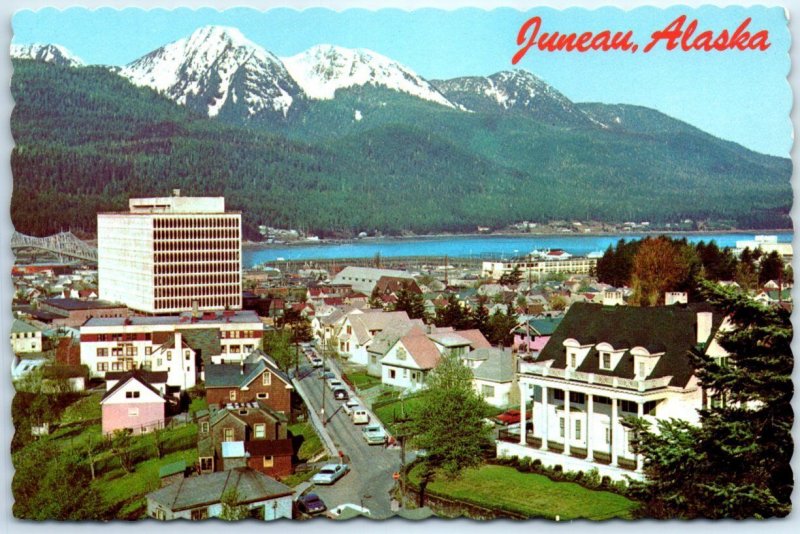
<box><xmin>43</xmin><ymin>298</ymin><xmax>126</xmax><ymax>311</ymax></box>
<box><xmin>83</xmin><ymin>310</ymin><xmax>262</xmax><ymax>328</ymax></box>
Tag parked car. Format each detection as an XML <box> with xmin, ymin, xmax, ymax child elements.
<box><xmin>319</xmin><ymin>371</ymin><xmax>335</xmax><ymax>380</ymax></box>
<box><xmin>296</xmin><ymin>493</ymin><xmax>327</xmax><ymax>516</ymax></box>
<box><xmin>351</xmin><ymin>407</ymin><xmax>370</xmax><ymax>424</ymax></box>
<box><xmin>326</xmin><ymin>379</ymin><xmax>344</xmax><ymax>390</ymax></box>
<box><xmin>311</xmin><ymin>463</ymin><xmax>349</xmax><ymax>485</ymax></box>
<box><xmin>310</xmin><ymin>357</ymin><xmax>324</xmax><ymax>368</ymax></box>
<box><xmin>328</xmin><ymin>503</ymin><xmax>371</xmax><ymax>518</ymax></box>
<box><xmin>495</xmin><ymin>409</ymin><xmax>525</xmax><ymax>426</ymax></box>
<box><xmin>332</xmin><ymin>387</ymin><xmax>349</xmax><ymax>400</ymax></box>
<box><xmin>362</xmin><ymin>424</ymin><xmax>388</xmax><ymax>445</ymax></box>
<box><xmin>345</xmin><ymin>398</ymin><xmax>360</xmax><ymax>408</ymax></box>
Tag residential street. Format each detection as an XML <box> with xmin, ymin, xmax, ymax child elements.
<box><xmin>296</xmin><ymin>360</ymin><xmax>403</xmax><ymax>519</ymax></box>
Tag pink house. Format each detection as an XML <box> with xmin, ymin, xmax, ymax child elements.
<box><xmin>100</xmin><ymin>372</ymin><xmax>166</xmax><ymax>435</ymax></box>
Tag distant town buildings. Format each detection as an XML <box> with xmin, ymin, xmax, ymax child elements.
<box><xmin>735</xmin><ymin>235</ymin><xmax>793</xmax><ymax>261</ymax></box>
<box><xmin>98</xmin><ymin>190</ymin><xmax>242</xmax><ymax>315</ymax></box>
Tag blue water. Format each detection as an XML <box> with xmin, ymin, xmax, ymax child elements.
<box><xmin>243</xmin><ymin>232</ymin><xmax>793</xmax><ymax>267</ymax></box>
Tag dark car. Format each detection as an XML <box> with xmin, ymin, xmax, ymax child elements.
<box><xmin>332</xmin><ymin>387</ymin><xmax>349</xmax><ymax>400</ymax></box>
<box><xmin>296</xmin><ymin>493</ymin><xmax>327</xmax><ymax>516</ymax></box>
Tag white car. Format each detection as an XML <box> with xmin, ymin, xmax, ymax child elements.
<box><xmin>328</xmin><ymin>503</ymin><xmax>371</xmax><ymax>518</ymax></box>
<box><xmin>310</xmin><ymin>357</ymin><xmax>323</xmax><ymax>368</ymax></box>
<box><xmin>345</xmin><ymin>398</ymin><xmax>360</xmax><ymax>408</ymax></box>
<box><xmin>362</xmin><ymin>425</ymin><xmax>388</xmax><ymax>445</ymax></box>
<box><xmin>311</xmin><ymin>463</ymin><xmax>349</xmax><ymax>485</ymax></box>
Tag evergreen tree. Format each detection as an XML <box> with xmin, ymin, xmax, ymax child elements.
<box><xmin>470</xmin><ymin>295</ymin><xmax>491</xmax><ymax>338</ymax></box>
<box><xmin>401</xmin><ymin>354</ymin><xmax>493</xmax><ymax>505</ymax></box>
<box><xmin>498</xmin><ymin>266</ymin><xmax>522</xmax><ymax>286</ymax></box>
<box><xmin>435</xmin><ymin>294</ymin><xmax>468</xmax><ymax>329</ymax></box>
<box><xmin>758</xmin><ymin>251</ymin><xmax>784</xmax><ymax>286</ymax></box>
<box><xmin>393</xmin><ymin>283</ymin><xmax>426</xmax><ymax>320</ymax></box>
<box><xmin>368</xmin><ymin>285</ymin><xmax>383</xmax><ymax>309</ymax></box>
<box><xmin>625</xmin><ymin>281</ymin><xmax>793</xmax><ymax>519</ymax></box>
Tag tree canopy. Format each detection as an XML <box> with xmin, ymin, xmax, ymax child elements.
<box><xmin>624</xmin><ymin>281</ymin><xmax>793</xmax><ymax>519</ymax></box>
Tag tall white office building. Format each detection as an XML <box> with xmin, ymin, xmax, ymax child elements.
<box><xmin>98</xmin><ymin>190</ymin><xmax>242</xmax><ymax>314</ymax></box>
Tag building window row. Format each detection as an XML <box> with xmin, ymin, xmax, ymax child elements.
<box><xmin>154</xmin><ymin>238</ymin><xmax>239</xmax><ymax>252</ymax></box>
<box><xmin>154</xmin><ymin>261</ymin><xmax>240</xmax><ymax>275</ymax></box>
<box><xmin>154</xmin><ymin>217</ymin><xmax>238</xmax><ymax>229</ymax></box>
<box><xmin>155</xmin><ymin>296</ymin><xmax>240</xmax><ymax>310</ymax></box>
<box><xmin>155</xmin><ymin>252</ymin><xmax>239</xmax><ymax>264</ymax></box>
<box><xmin>155</xmin><ymin>274</ymin><xmax>239</xmax><ymax>287</ymax></box>
<box><xmin>155</xmin><ymin>284</ymin><xmax>240</xmax><ymax>298</ymax></box>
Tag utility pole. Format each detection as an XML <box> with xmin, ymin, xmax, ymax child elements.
<box><xmin>321</xmin><ymin>346</ymin><xmax>326</xmax><ymax>427</ymax></box>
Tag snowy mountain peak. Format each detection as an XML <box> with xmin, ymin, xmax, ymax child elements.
<box><xmin>283</xmin><ymin>44</ymin><xmax>455</xmax><ymax>108</ymax></box>
<box><xmin>11</xmin><ymin>43</ymin><xmax>84</xmax><ymax>67</ymax></box>
<box><xmin>119</xmin><ymin>25</ymin><xmax>303</xmax><ymax>119</ymax></box>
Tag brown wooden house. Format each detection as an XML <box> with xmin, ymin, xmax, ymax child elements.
<box><xmin>204</xmin><ymin>350</ymin><xmax>293</xmax><ymax>415</ymax></box>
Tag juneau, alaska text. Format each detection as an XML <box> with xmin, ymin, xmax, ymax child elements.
<box><xmin>512</xmin><ymin>15</ymin><xmax>771</xmax><ymax>64</ymax></box>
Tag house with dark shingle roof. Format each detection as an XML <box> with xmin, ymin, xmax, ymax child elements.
<box><xmin>205</xmin><ymin>350</ymin><xmax>293</xmax><ymax>415</ymax></box>
<box><xmin>498</xmin><ymin>302</ymin><xmax>728</xmax><ymax>482</ymax></box>
<box><xmin>100</xmin><ymin>371</ymin><xmax>166</xmax><ymax>435</ymax></box>
<box><xmin>463</xmin><ymin>347</ymin><xmax>516</xmax><ymax>408</ymax></box>
<box><xmin>146</xmin><ymin>467</ymin><xmax>293</xmax><ymax>521</ymax></box>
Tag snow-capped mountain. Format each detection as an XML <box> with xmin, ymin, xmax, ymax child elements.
<box><xmin>433</xmin><ymin>69</ymin><xmax>604</xmax><ymax>127</ymax></box>
<box><xmin>283</xmin><ymin>44</ymin><xmax>456</xmax><ymax>109</ymax></box>
<box><xmin>11</xmin><ymin>43</ymin><xmax>84</xmax><ymax>67</ymax></box>
<box><xmin>119</xmin><ymin>26</ymin><xmax>304</xmax><ymax>120</ymax></box>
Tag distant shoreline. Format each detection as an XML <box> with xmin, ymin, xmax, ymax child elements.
<box><xmin>243</xmin><ymin>228</ymin><xmax>793</xmax><ymax>249</ymax></box>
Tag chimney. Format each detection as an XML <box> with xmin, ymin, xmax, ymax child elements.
<box><xmin>697</xmin><ymin>312</ymin><xmax>713</xmax><ymax>344</ymax></box>
<box><xmin>173</xmin><ymin>188</ymin><xmax>181</xmax><ymax>197</ymax></box>
<box><xmin>240</xmin><ymin>359</ymin><xmax>245</xmax><ymax>375</ymax></box>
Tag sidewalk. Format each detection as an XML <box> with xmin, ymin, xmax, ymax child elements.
<box><xmin>292</xmin><ymin>375</ymin><xmax>338</xmax><ymax>456</ymax></box>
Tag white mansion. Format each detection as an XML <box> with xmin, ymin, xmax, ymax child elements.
<box><xmin>497</xmin><ymin>301</ymin><xmax>728</xmax><ymax>481</ymax></box>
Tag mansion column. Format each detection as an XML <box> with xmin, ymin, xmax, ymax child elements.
<box><xmin>586</xmin><ymin>394</ymin><xmax>594</xmax><ymax>462</ymax></box>
<box><xmin>610</xmin><ymin>397</ymin><xmax>619</xmax><ymax>467</ymax></box>
<box><xmin>636</xmin><ymin>402</ymin><xmax>644</xmax><ymax>472</ymax></box>
<box><xmin>540</xmin><ymin>385</ymin><xmax>549</xmax><ymax>450</ymax></box>
<box><xmin>563</xmin><ymin>389</ymin><xmax>571</xmax><ymax>456</ymax></box>
<box><xmin>519</xmin><ymin>382</ymin><xmax>527</xmax><ymax>445</ymax></box>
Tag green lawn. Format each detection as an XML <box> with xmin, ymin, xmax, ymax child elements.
<box><xmin>59</xmin><ymin>391</ymin><xmax>103</xmax><ymax>424</ymax></box>
<box><xmin>408</xmin><ymin>464</ymin><xmax>637</xmax><ymax>520</ymax></box>
<box><xmin>289</xmin><ymin>421</ymin><xmax>324</xmax><ymax>461</ymax></box>
<box><xmin>373</xmin><ymin>396</ymin><xmax>425</xmax><ymax>435</ymax></box>
<box><xmin>345</xmin><ymin>372</ymin><xmax>382</xmax><ymax>390</ymax></box>
<box><xmin>95</xmin><ymin>448</ymin><xmax>198</xmax><ymax>519</ymax></box>
<box><xmin>281</xmin><ymin>466</ymin><xmax>320</xmax><ymax>488</ymax></box>
<box><xmin>189</xmin><ymin>396</ymin><xmax>208</xmax><ymax>415</ymax></box>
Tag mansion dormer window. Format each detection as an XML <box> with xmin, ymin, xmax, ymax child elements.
<box><xmin>569</xmin><ymin>352</ymin><xmax>577</xmax><ymax>369</ymax></box>
<box><xmin>600</xmin><ymin>352</ymin><xmax>612</xmax><ymax>370</ymax></box>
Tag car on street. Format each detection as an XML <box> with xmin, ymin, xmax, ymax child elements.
<box><xmin>319</xmin><ymin>371</ymin><xmax>335</xmax><ymax>380</ymax></box>
<box><xmin>362</xmin><ymin>424</ymin><xmax>388</xmax><ymax>445</ymax></box>
<box><xmin>332</xmin><ymin>387</ymin><xmax>349</xmax><ymax>400</ymax></box>
<box><xmin>345</xmin><ymin>398</ymin><xmax>360</xmax><ymax>408</ymax></box>
<box><xmin>296</xmin><ymin>493</ymin><xmax>327</xmax><ymax>516</ymax></box>
<box><xmin>326</xmin><ymin>378</ymin><xmax>344</xmax><ymax>390</ymax></box>
<box><xmin>310</xmin><ymin>357</ymin><xmax>324</xmax><ymax>368</ymax></box>
<box><xmin>328</xmin><ymin>503</ymin><xmax>371</xmax><ymax>518</ymax></box>
<box><xmin>311</xmin><ymin>463</ymin><xmax>349</xmax><ymax>485</ymax></box>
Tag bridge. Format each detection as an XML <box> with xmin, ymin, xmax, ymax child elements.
<box><xmin>11</xmin><ymin>231</ymin><xmax>98</xmax><ymax>263</ymax></box>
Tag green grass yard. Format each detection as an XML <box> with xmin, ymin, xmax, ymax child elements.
<box><xmin>373</xmin><ymin>396</ymin><xmax>424</xmax><ymax>435</ymax></box>
<box><xmin>289</xmin><ymin>421</ymin><xmax>324</xmax><ymax>461</ymax></box>
<box><xmin>345</xmin><ymin>371</ymin><xmax>382</xmax><ymax>390</ymax></box>
<box><xmin>408</xmin><ymin>464</ymin><xmax>637</xmax><ymax>520</ymax></box>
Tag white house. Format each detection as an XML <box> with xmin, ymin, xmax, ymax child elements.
<box><xmin>381</xmin><ymin>327</ymin><xmax>442</xmax><ymax>391</ymax></box>
<box><xmin>10</xmin><ymin>319</ymin><xmax>43</xmax><ymax>354</ymax></box>
<box><xmin>497</xmin><ymin>302</ymin><xmax>726</xmax><ymax>482</ymax></box>
<box><xmin>336</xmin><ymin>310</ymin><xmax>414</xmax><ymax>365</ymax></box>
<box><xmin>100</xmin><ymin>372</ymin><xmax>166</xmax><ymax>435</ymax></box>
<box><xmin>146</xmin><ymin>467</ymin><xmax>293</xmax><ymax>521</ymax></box>
<box><xmin>330</xmin><ymin>266</ymin><xmax>415</xmax><ymax>295</ymax></box>
<box><xmin>463</xmin><ymin>348</ymin><xmax>516</xmax><ymax>408</ymax></box>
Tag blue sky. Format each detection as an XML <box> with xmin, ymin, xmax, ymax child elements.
<box><xmin>12</xmin><ymin>6</ymin><xmax>791</xmax><ymax>157</ymax></box>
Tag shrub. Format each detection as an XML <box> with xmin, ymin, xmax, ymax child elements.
<box><xmin>518</xmin><ymin>457</ymin><xmax>531</xmax><ymax>472</ymax></box>
<box><xmin>531</xmin><ymin>459</ymin><xmax>543</xmax><ymax>473</ymax></box>
<box><xmin>600</xmin><ymin>475</ymin><xmax>612</xmax><ymax>488</ymax></box>
<box><xmin>583</xmin><ymin>468</ymin><xmax>601</xmax><ymax>489</ymax></box>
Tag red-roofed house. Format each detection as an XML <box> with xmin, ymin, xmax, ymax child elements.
<box><xmin>380</xmin><ymin>327</ymin><xmax>442</xmax><ymax>391</ymax></box>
